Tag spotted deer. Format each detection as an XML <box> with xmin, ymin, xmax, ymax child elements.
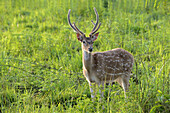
<box><xmin>68</xmin><ymin>8</ymin><xmax>134</xmax><ymax>99</ymax></box>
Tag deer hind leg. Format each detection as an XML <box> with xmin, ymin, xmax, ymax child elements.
<box><xmin>116</xmin><ymin>75</ymin><xmax>130</xmax><ymax>98</ymax></box>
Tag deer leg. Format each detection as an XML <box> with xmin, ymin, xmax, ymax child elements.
<box><xmin>98</xmin><ymin>82</ymin><xmax>104</xmax><ymax>101</ymax></box>
<box><xmin>122</xmin><ymin>75</ymin><xmax>130</xmax><ymax>98</ymax></box>
<box><xmin>98</xmin><ymin>82</ymin><xmax>105</xmax><ymax>110</ymax></box>
<box><xmin>99</xmin><ymin>89</ymin><xmax>104</xmax><ymax>101</ymax></box>
<box><xmin>89</xmin><ymin>83</ymin><xmax>95</xmax><ymax>101</ymax></box>
<box><xmin>115</xmin><ymin>77</ymin><xmax>124</xmax><ymax>96</ymax></box>
<box><xmin>123</xmin><ymin>75</ymin><xmax>130</xmax><ymax>92</ymax></box>
<box><xmin>115</xmin><ymin>77</ymin><xmax>123</xmax><ymax>87</ymax></box>
<box><xmin>122</xmin><ymin>80</ymin><xmax>127</xmax><ymax>98</ymax></box>
<box><xmin>116</xmin><ymin>75</ymin><xmax>130</xmax><ymax>98</ymax></box>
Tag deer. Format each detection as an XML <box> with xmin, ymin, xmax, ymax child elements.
<box><xmin>67</xmin><ymin>8</ymin><xmax>134</xmax><ymax>100</ymax></box>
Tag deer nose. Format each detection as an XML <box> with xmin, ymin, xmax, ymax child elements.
<box><xmin>88</xmin><ymin>47</ymin><xmax>93</xmax><ymax>52</ymax></box>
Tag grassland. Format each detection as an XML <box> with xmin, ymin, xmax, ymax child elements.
<box><xmin>0</xmin><ymin>0</ymin><xmax>169</xmax><ymax>112</ymax></box>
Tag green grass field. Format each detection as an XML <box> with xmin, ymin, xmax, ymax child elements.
<box><xmin>0</xmin><ymin>0</ymin><xmax>169</xmax><ymax>112</ymax></box>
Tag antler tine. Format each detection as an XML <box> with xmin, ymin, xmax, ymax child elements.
<box><xmin>73</xmin><ymin>22</ymin><xmax>85</xmax><ymax>36</ymax></box>
<box><xmin>91</xmin><ymin>22</ymin><xmax>101</xmax><ymax>35</ymax></box>
<box><xmin>91</xmin><ymin>20</ymin><xmax>95</xmax><ymax>25</ymax></box>
<box><xmin>89</xmin><ymin>8</ymin><xmax>101</xmax><ymax>36</ymax></box>
<box><xmin>68</xmin><ymin>9</ymin><xmax>84</xmax><ymax>36</ymax></box>
<box><xmin>91</xmin><ymin>8</ymin><xmax>99</xmax><ymax>32</ymax></box>
<box><xmin>67</xmin><ymin>9</ymin><xmax>77</xmax><ymax>32</ymax></box>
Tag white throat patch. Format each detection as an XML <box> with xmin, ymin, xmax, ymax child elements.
<box><xmin>84</xmin><ymin>51</ymin><xmax>90</xmax><ymax>60</ymax></box>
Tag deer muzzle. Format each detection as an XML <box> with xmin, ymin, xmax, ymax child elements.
<box><xmin>88</xmin><ymin>47</ymin><xmax>93</xmax><ymax>52</ymax></box>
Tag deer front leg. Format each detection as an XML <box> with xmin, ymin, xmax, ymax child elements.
<box><xmin>89</xmin><ymin>82</ymin><xmax>104</xmax><ymax>102</ymax></box>
<box><xmin>89</xmin><ymin>83</ymin><xmax>95</xmax><ymax>101</ymax></box>
<box><xmin>98</xmin><ymin>82</ymin><xmax>104</xmax><ymax>101</ymax></box>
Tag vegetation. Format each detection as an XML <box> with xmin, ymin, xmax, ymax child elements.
<box><xmin>0</xmin><ymin>0</ymin><xmax>169</xmax><ymax>112</ymax></box>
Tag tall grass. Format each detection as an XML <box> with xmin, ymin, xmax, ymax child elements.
<box><xmin>0</xmin><ymin>0</ymin><xmax>169</xmax><ymax>112</ymax></box>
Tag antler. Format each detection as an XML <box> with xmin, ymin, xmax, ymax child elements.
<box><xmin>89</xmin><ymin>8</ymin><xmax>101</xmax><ymax>36</ymax></box>
<box><xmin>67</xmin><ymin>9</ymin><xmax>85</xmax><ymax>36</ymax></box>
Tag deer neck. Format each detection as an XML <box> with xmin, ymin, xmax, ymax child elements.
<box><xmin>82</xmin><ymin>50</ymin><xmax>92</xmax><ymax>71</ymax></box>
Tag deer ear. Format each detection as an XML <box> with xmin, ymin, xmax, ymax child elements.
<box><xmin>92</xmin><ymin>32</ymin><xmax>99</xmax><ymax>41</ymax></box>
<box><xmin>77</xmin><ymin>33</ymin><xmax>82</xmax><ymax>42</ymax></box>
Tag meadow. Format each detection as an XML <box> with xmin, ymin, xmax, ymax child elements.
<box><xmin>0</xmin><ymin>0</ymin><xmax>169</xmax><ymax>112</ymax></box>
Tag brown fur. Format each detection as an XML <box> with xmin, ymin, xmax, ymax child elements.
<box><xmin>68</xmin><ymin>8</ymin><xmax>134</xmax><ymax>99</ymax></box>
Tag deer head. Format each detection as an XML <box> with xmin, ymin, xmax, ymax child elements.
<box><xmin>68</xmin><ymin>8</ymin><xmax>101</xmax><ymax>52</ymax></box>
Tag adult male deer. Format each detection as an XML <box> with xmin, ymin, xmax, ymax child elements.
<box><xmin>68</xmin><ymin>8</ymin><xmax>134</xmax><ymax>99</ymax></box>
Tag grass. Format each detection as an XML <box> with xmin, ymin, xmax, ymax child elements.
<box><xmin>0</xmin><ymin>0</ymin><xmax>169</xmax><ymax>112</ymax></box>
